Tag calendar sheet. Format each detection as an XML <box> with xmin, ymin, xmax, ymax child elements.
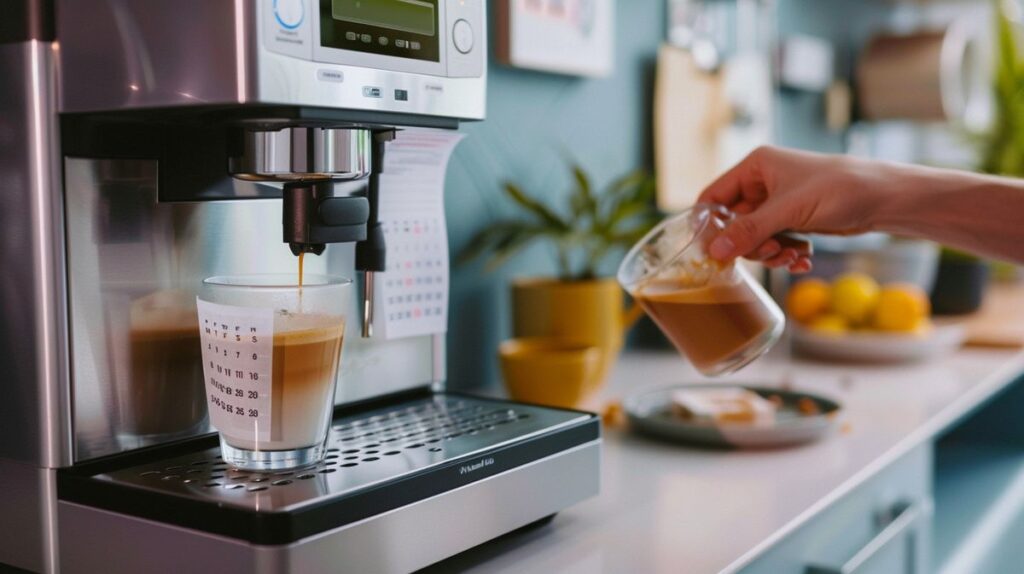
<box><xmin>197</xmin><ymin>299</ymin><xmax>274</xmax><ymax>441</ymax></box>
<box><xmin>374</xmin><ymin>129</ymin><xmax>465</xmax><ymax>340</ymax></box>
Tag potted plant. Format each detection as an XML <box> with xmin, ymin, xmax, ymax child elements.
<box><xmin>931</xmin><ymin>3</ymin><xmax>1024</xmax><ymax>314</ymax></box>
<box><xmin>460</xmin><ymin>163</ymin><xmax>661</xmax><ymax>387</ymax></box>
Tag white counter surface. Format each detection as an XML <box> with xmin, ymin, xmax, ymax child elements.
<box><xmin>444</xmin><ymin>346</ymin><xmax>1024</xmax><ymax>574</ymax></box>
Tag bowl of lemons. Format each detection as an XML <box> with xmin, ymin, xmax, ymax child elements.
<box><xmin>787</xmin><ymin>272</ymin><xmax>966</xmax><ymax>363</ymax></box>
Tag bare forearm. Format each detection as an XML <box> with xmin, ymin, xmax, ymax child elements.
<box><xmin>698</xmin><ymin>147</ymin><xmax>1024</xmax><ymax>271</ymax></box>
<box><xmin>869</xmin><ymin>163</ymin><xmax>1024</xmax><ymax>263</ymax></box>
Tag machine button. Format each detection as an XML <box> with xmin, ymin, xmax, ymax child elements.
<box><xmin>361</xmin><ymin>34</ymin><xmax>372</xmax><ymax>43</ymax></box>
<box><xmin>379</xmin><ymin>36</ymin><xmax>389</xmax><ymax>46</ymax></box>
<box><xmin>452</xmin><ymin>19</ymin><xmax>473</xmax><ymax>54</ymax></box>
<box><xmin>273</xmin><ymin>0</ymin><xmax>305</xmax><ymax>30</ymax></box>
<box><xmin>395</xmin><ymin>39</ymin><xmax>408</xmax><ymax>49</ymax></box>
<box><xmin>363</xmin><ymin>86</ymin><xmax>383</xmax><ymax>98</ymax></box>
<box><xmin>317</xmin><ymin>69</ymin><xmax>344</xmax><ymax>83</ymax></box>
<box><xmin>345</xmin><ymin>31</ymin><xmax>358</xmax><ymax>41</ymax></box>
<box><xmin>410</xmin><ymin>41</ymin><xmax>421</xmax><ymax>51</ymax></box>
<box><xmin>394</xmin><ymin>89</ymin><xmax>409</xmax><ymax>101</ymax></box>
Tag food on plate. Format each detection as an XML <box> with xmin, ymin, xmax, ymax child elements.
<box><xmin>602</xmin><ymin>400</ymin><xmax>626</xmax><ymax>428</ymax></box>
<box><xmin>872</xmin><ymin>283</ymin><xmax>930</xmax><ymax>332</ymax></box>
<box><xmin>670</xmin><ymin>388</ymin><xmax>777</xmax><ymax>425</ymax></box>
<box><xmin>829</xmin><ymin>272</ymin><xmax>880</xmax><ymax>326</ymax></box>
<box><xmin>797</xmin><ymin>397</ymin><xmax>821</xmax><ymax>415</ymax></box>
<box><xmin>785</xmin><ymin>278</ymin><xmax>831</xmax><ymax>323</ymax></box>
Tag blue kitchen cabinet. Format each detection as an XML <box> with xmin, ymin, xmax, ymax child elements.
<box><xmin>741</xmin><ymin>445</ymin><xmax>932</xmax><ymax>574</ymax></box>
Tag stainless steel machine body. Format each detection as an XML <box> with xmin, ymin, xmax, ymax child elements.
<box><xmin>57</xmin><ymin>0</ymin><xmax>486</xmax><ymax>118</ymax></box>
<box><xmin>0</xmin><ymin>1</ymin><xmax>601</xmax><ymax>572</ymax></box>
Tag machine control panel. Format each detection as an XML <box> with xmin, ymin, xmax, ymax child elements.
<box><xmin>273</xmin><ymin>0</ymin><xmax>306</xmax><ymax>29</ymax></box>
<box><xmin>451</xmin><ymin>19</ymin><xmax>472</xmax><ymax>54</ymax></box>
<box><xmin>320</xmin><ymin>0</ymin><xmax>441</xmax><ymax>63</ymax></box>
<box><xmin>264</xmin><ymin>0</ymin><xmax>483</xmax><ymax>79</ymax></box>
<box><xmin>265</xmin><ymin>0</ymin><xmax>313</xmax><ymax>59</ymax></box>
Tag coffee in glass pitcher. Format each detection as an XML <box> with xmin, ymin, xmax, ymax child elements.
<box><xmin>618</xmin><ymin>204</ymin><xmax>785</xmax><ymax>376</ymax></box>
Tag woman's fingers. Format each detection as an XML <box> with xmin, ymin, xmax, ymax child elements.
<box><xmin>762</xmin><ymin>248</ymin><xmax>800</xmax><ymax>269</ymax></box>
<box><xmin>751</xmin><ymin>239</ymin><xmax>783</xmax><ymax>261</ymax></box>
<box><xmin>774</xmin><ymin>233</ymin><xmax>813</xmax><ymax>259</ymax></box>
<box><xmin>709</xmin><ymin>202</ymin><xmax>794</xmax><ymax>261</ymax></box>
<box><xmin>788</xmin><ymin>256</ymin><xmax>813</xmax><ymax>274</ymax></box>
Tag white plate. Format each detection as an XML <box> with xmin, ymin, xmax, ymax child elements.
<box><xmin>791</xmin><ymin>323</ymin><xmax>966</xmax><ymax>363</ymax></box>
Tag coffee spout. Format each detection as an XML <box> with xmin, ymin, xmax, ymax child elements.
<box><xmin>282</xmin><ymin>182</ymin><xmax>370</xmax><ymax>255</ymax></box>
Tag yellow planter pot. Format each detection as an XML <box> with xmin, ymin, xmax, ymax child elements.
<box><xmin>511</xmin><ymin>277</ymin><xmax>642</xmax><ymax>396</ymax></box>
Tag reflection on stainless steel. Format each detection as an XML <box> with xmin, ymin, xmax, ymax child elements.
<box><xmin>362</xmin><ymin>270</ymin><xmax>375</xmax><ymax>338</ymax></box>
<box><xmin>0</xmin><ymin>40</ymin><xmax>69</xmax><ymax>574</ymax></box>
<box><xmin>65</xmin><ymin>158</ymin><xmax>439</xmax><ymax>461</ymax></box>
<box><xmin>0</xmin><ymin>459</ymin><xmax>57</xmax><ymax>573</ymax></box>
<box><xmin>229</xmin><ymin>128</ymin><xmax>373</xmax><ymax>182</ymax></box>
<box><xmin>0</xmin><ymin>42</ymin><xmax>71</xmax><ymax>468</ymax></box>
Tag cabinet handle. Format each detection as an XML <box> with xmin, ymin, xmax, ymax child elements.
<box><xmin>805</xmin><ymin>500</ymin><xmax>929</xmax><ymax>574</ymax></box>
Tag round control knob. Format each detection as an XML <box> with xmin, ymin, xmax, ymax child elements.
<box><xmin>452</xmin><ymin>19</ymin><xmax>474</xmax><ymax>54</ymax></box>
<box><xmin>274</xmin><ymin>0</ymin><xmax>305</xmax><ymax>30</ymax></box>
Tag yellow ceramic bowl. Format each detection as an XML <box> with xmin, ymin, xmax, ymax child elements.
<box><xmin>499</xmin><ymin>337</ymin><xmax>601</xmax><ymax>409</ymax></box>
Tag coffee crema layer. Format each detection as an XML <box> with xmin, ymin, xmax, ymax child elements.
<box><xmin>635</xmin><ymin>280</ymin><xmax>776</xmax><ymax>374</ymax></box>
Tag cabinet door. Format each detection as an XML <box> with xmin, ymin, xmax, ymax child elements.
<box><xmin>741</xmin><ymin>445</ymin><xmax>933</xmax><ymax>574</ymax></box>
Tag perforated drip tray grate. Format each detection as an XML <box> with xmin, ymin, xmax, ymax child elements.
<box><xmin>58</xmin><ymin>392</ymin><xmax>600</xmax><ymax>544</ymax></box>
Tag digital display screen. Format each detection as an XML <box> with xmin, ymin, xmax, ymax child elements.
<box><xmin>332</xmin><ymin>0</ymin><xmax>435</xmax><ymax>37</ymax></box>
<box><xmin>320</xmin><ymin>0</ymin><xmax>440</xmax><ymax>63</ymax></box>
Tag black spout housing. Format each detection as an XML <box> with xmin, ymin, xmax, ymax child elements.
<box><xmin>283</xmin><ymin>181</ymin><xmax>369</xmax><ymax>255</ymax></box>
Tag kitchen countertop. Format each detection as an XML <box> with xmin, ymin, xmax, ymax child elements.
<box><xmin>432</xmin><ymin>345</ymin><xmax>1024</xmax><ymax>574</ymax></box>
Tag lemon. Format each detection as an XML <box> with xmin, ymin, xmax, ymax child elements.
<box><xmin>786</xmin><ymin>278</ymin><xmax>831</xmax><ymax>324</ymax></box>
<box><xmin>873</xmin><ymin>283</ymin><xmax>930</xmax><ymax>332</ymax></box>
<box><xmin>830</xmin><ymin>273</ymin><xmax>880</xmax><ymax>326</ymax></box>
<box><xmin>809</xmin><ymin>313</ymin><xmax>849</xmax><ymax>335</ymax></box>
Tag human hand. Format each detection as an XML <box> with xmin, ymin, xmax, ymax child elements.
<box><xmin>697</xmin><ymin>146</ymin><xmax>881</xmax><ymax>273</ymax></box>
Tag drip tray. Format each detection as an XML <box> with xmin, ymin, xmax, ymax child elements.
<box><xmin>58</xmin><ymin>393</ymin><xmax>599</xmax><ymax>545</ymax></box>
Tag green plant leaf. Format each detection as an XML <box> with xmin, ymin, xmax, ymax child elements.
<box><xmin>607</xmin><ymin>170</ymin><xmax>648</xmax><ymax>197</ymax></box>
<box><xmin>465</xmin><ymin>165</ymin><xmax>659</xmax><ymax>277</ymax></box>
<box><xmin>631</xmin><ymin>175</ymin><xmax>657</xmax><ymax>203</ymax></box>
<box><xmin>484</xmin><ymin>226</ymin><xmax>544</xmax><ymax>271</ymax></box>
<box><xmin>606</xmin><ymin>198</ymin><xmax>649</xmax><ymax>229</ymax></box>
<box><xmin>502</xmin><ymin>182</ymin><xmax>571</xmax><ymax>231</ymax></box>
<box><xmin>610</xmin><ymin>214</ymin><xmax>665</xmax><ymax>247</ymax></box>
<box><xmin>571</xmin><ymin>164</ymin><xmax>598</xmax><ymax>219</ymax></box>
<box><xmin>982</xmin><ymin>3</ymin><xmax>1024</xmax><ymax>177</ymax></box>
<box><xmin>456</xmin><ymin>220</ymin><xmax>531</xmax><ymax>265</ymax></box>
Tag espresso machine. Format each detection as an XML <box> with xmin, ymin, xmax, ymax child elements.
<box><xmin>0</xmin><ymin>1</ymin><xmax>600</xmax><ymax>572</ymax></box>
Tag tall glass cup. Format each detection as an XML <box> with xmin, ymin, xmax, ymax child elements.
<box><xmin>618</xmin><ymin>204</ymin><xmax>785</xmax><ymax>376</ymax></box>
<box><xmin>197</xmin><ymin>274</ymin><xmax>350</xmax><ymax>470</ymax></box>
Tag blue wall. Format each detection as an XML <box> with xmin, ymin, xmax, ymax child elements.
<box><xmin>440</xmin><ymin>0</ymin><xmax>895</xmax><ymax>390</ymax></box>
<box><xmin>444</xmin><ymin>1</ymin><xmax>666</xmax><ymax>390</ymax></box>
<box><xmin>775</xmin><ymin>0</ymin><xmax>891</xmax><ymax>152</ymax></box>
